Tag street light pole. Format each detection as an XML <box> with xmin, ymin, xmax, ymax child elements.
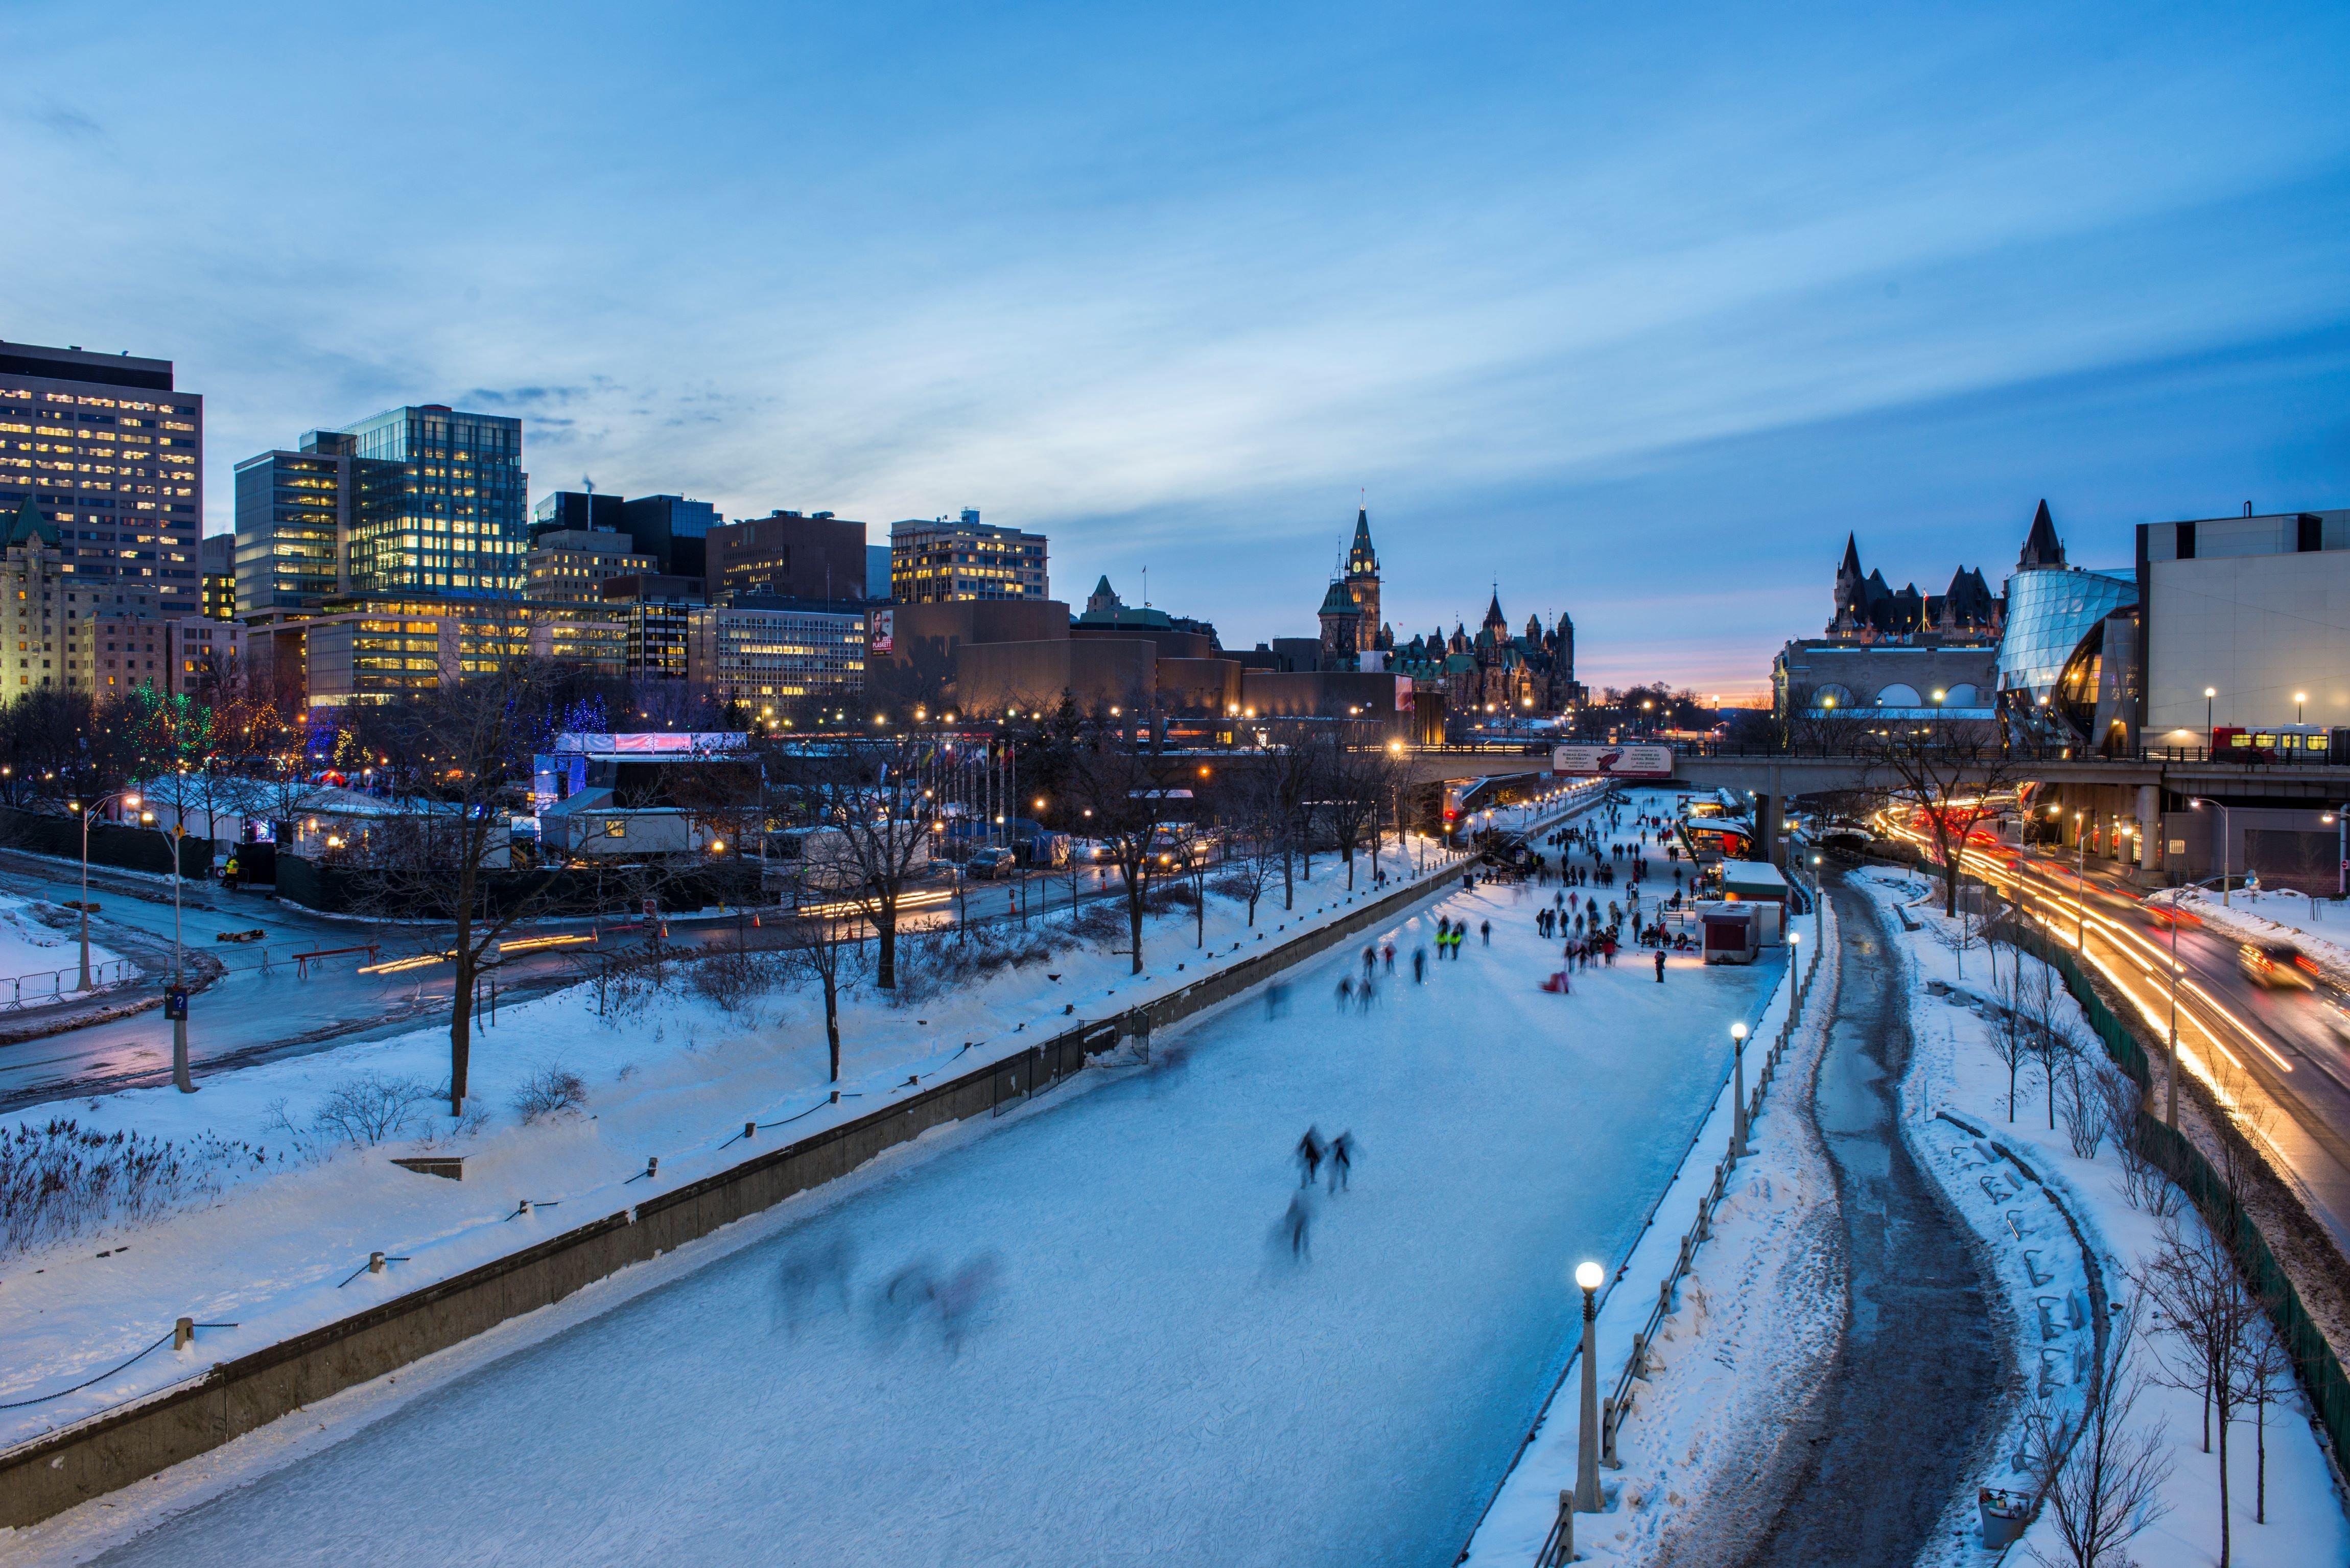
<box><xmin>2166</xmin><ymin>911</ymin><xmax>2180</xmax><ymax>1129</ymax></box>
<box><xmin>2074</xmin><ymin>811</ymin><xmax>2086</xmax><ymax>951</ymax></box>
<box><xmin>168</xmin><ymin>817</ymin><xmax>194</xmax><ymax>1094</ymax></box>
<box><xmin>1574</xmin><ymin>1260</ymin><xmax>1604</xmax><ymax>1511</ymax></box>
<box><xmin>75</xmin><ymin>788</ymin><xmax>141</xmax><ymax>990</ymax></box>
<box><xmin>2205</xmin><ymin>686</ymin><xmax>2216</xmax><ymax>753</ymax></box>
<box><xmin>1731</xmin><ymin>1019</ymin><xmax>1749</xmax><ymax>1158</ymax></box>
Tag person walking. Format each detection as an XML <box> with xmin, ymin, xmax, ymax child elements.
<box><xmin>1297</xmin><ymin>1126</ymin><xmax>1325</xmax><ymax>1187</ymax></box>
<box><xmin>1328</xmin><ymin>1131</ymin><xmax>1353</xmax><ymax>1192</ymax></box>
<box><xmin>1283</xmin><ymin>1194</ymin><xmax>1312</xmax><ymax>1259</ymax></box>
<box><xmin>1654</xmin><ymin>948</ymin><xmax>1666</xmax><ymax>983</ymax></box>
<box><xmin>1413</xmin><ymin>946</ymin><xmax>1427</xmax><ymax>982</ymax></box>
<box><xmin>1479</xmin><ymin>919</ymin><xmax>1491</xmax><ymax>946</ymax></box>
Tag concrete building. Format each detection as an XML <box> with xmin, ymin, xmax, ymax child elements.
<box><xmin>709</xmin><ymin>511</ymin><xmax>867</xmax><ymax>604</ymax></box>
<box><xmin>525</xmin><ymin>528</ymin><xmax>654</xmax><ymax>605</ymax></box>
<box><xmin>888</xmin><ymin>510</ymin><xmax>1047</xmax><ymax>604</ymax></box>
<box><xmin>246</xmin><ymin>597</ymin><xmax>621</xmax><ymax>707</ymax></box>
<box><xmin>625</xmin><ymin>601</ymin><xmax>694</xmax><ymax>684</ymax></box>
<box><xmin>1772</xmin><ymin>638</ymin><xmax>2000</xmax><ymax>727</ymax></box>
<box><xmin>0</xmin><ymin>339</ymin><xmax>202</xmax><ymax>612</ymax></box>
<box><xmin>687</xmin><ymin>602</ymin><xmax>866</xmax><ymax>721</ymax></box>
<box><xmin>2136</xmin><ymin>506</ymin><xmax>2350</xmax><ymax>741</ymax></box>
<box><xmin>1</xmin><ymin>493</ymin><xmax>65</xmax><ymax>701</ymax></box>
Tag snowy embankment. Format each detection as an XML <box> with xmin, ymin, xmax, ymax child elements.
<box><xmin>1463</xmin><ymin>894</ymin><xmax>1837</xmax><ymax>1566</ymax></box>
<box><xmin>2147</xmin><ymin>885</ymin><xmax>2350</xmax><ymax>990</ymax></box>
<box><xmin>0</xmin><ymin>897</ymin><xmax>122</xmax><ymax>988</ymax></box>
<box><xmin>1852</xmin><ymin>868</ymin><xmax>2348</xmax><ymax>1568</ymax></box>
<box><xmin>0</xmin><ymin>792</ymin><xmax>1599</xmax><ymax>1457</ymax></box>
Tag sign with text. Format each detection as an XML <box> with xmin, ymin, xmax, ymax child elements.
<box><xmin>868</xmin><ymin>609</ymin><xmax>895</xmax><ymax>654</ymax></box>
<box><xmin>1552</xmin><ymin>743</ymin><xmax>1674</xmax><ymax>779</ymax></box>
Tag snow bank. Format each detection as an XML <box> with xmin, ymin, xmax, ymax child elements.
<box><xmin>0</xmin><ymin>898</ymin><xmax>122</xmax><ymax>987</ymax></box>
<box><xmin>1853</xmin><ymin>869</ymin><xmax>2349</xmax><ymax>1567</ymax></box>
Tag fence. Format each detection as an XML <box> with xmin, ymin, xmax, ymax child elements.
<box><xmin>2004</xmin><ymin>921</ymin><xmax>2350</xmax><ymax>1475</ymax></box>
<box><xmin>0</xmin><ymin>960</ymin><xmax>137</xmax><ymax>1011</ymax></box>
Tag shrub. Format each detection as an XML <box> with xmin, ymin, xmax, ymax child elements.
<box><xmin>1</xmin><ymin>1119</ymin><xmax>267</xmax><ymax>1257</ymax></box>
<box><xmin>312</xmin><ymin>1072</ymin><xmax>439</xmax><ymax>1147</ymax></box>
<box><xmin>512</xmin><ymin>1064</ymin><xmax>590</xmax><ymax>1125</ymax></box>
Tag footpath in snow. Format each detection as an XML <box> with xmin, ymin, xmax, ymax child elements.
<box><xmin>8</xmin><ymin>787</ymin><xmax>1781</xmax><ymax>1566</ymax></box>
<box><xmin>1852</xmin><ymin>867</ymin><xmax>2348</xmax><ymax>1568</ymax></box>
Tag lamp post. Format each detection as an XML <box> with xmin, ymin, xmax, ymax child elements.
<box><xmin>2165</xmin><ymin>903</ymin><xmax>2180</xmax><ymax>1129</ymax></box>
<box><xmin>2073</xmin><ymin>810</ymin><xmax>2086</xmax><ymax>950</ymax></box>
<box><xmin>1574</xmin><ymin>1259</ymin><xmax>1604</xmax><ymax>1511</ymax></box>
<box><xmin>2205</xmin><ymin>687</ymin><xmax>2216</xmax><ymax>753</ymax></box>
<box><xmin>2297</xmin><ymin>692</ymin><xmax>2308</xmax><ymax>725</ymax></box>
<box><xmin>2190</xmin><ymin>796</ymin><xmax>2232</xmax><ymax>907</ymax></box>
<box><xmin>1731</xmin><ymin>1020</ymin><xmax>1749</xmax><ymax>1157</ymax></box>
<box><xmin>73</xmin><ymin>789</ymin><xmax>141</xmax><ymax>989</ymax></box>
<box><xmin>152</xmin><ymin>806</ymin><xmax>197</xmax><ymax>1094</ymax></box>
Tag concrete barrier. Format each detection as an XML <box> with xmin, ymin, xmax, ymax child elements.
<box><xmin>0</xmin><ymin>833</ymin><xmax>1549</xmax><ymax>1528</ymax></box>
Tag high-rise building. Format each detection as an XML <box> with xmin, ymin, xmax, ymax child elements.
<box><xmin>0</xmin><ymin>340</ymin><xmax>202</xmax><ymax>611</ymax></box>
<box><xmin>1</xmin><ymin>494</ymin><xmax>64</xmax><ymax>701</ymax></box>
<box><xmin>199</xmin><ymin>534</ymin><xmax>236</xmax><ymax>621</ymax></box>
<box><xmin>866</xmin><ymin>544</ymin><xmax>891</xmax><ymax>601</ymax></box>
<box><xmin>530</xmin><ymin>490</ymin><xmax>625</xmax><ymax>541</ymax></box>
<box><xmin>233</xmin><ymin>435</ymin><xmax>367</xmax><ymax>616</ymax></box>
<box><xmin>888</xmin><ymin>509</ymin><xmax>1047</xmax><ymax>603</ymax></box>
<box><xmin>619</xmin><ymin>494</ymin><xmax>721</xmax><ymax>579</ymax></box>
<box><xmin>338</xmin><ymin>405</ymin><xmax>526</xmax><ymax>598</ymax></box>
<box><xmin>709</xmin><ymin>510</ymin><xmax>867</xmax><ymax>603</ymax></box>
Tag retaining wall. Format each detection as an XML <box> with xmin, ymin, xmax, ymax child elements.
<box><xmin>0</xmin><ymin>820</ymin><xmax>1573</xmax><ymax>1528</ymax></box>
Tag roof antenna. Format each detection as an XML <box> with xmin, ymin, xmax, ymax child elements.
<box><xmin>1142</xmin><ymin>565</ymin><xmax>1149</xmax><ymax>607</ymax></box>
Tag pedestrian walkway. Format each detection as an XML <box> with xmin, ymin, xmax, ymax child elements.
<box><xmin>1730</xmin><ymin>874</ymin><xmax>2009</xmax><ymax>1567</ymax></box>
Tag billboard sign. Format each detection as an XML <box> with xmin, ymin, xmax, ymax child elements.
<box><xmin>1552</xmin><ymin>743</ymin><xmax>1674</xmax><ymax>779</ymax></box>
<box><xmin>1395</xmin><ymin>675</ymin><xmax>1415</xmax><ymax>713</ymax></box>
<box><xmin>868</xmin><ymin>609</ymin><xmax>895</xmax><ymax>654</ymax></box>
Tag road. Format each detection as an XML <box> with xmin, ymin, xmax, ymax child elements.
<box><xmin>1878</xmin><ymin>824</ymin><xmax>2350</xmax><ymax>1257</ymax></box>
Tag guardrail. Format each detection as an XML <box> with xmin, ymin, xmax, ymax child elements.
<box><xmin>0</xmin><ymin>960</ymin><xmax>137</xmax><ymax>1011</ymax></box>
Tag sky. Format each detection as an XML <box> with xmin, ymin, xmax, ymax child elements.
<box><xmin>5</xmin><ymin>1</ymin><xmax>2347</xmax><ymax>700</ymax></box>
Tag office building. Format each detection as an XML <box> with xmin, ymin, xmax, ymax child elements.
<box><xmin>234</xmin><ymin>436</ymin><xmax>366</xmax><ymax>615</ymax></box>
<box><xmin>1</xmin><ymin>494</ymin><xmax>64</xmax><ymax>700</ymax></box>
<box><xmin>627</xmin><ymin>601</ymin><xmax>694</xmax><ymax>683</ymax></box>
<box><xmin>526</xmin><ymin>529</ymin><xmax>654</xmax><ymax>605</ymax></box>
<box><xmin>2136</xmin><ymin>506</ymin><xmax>2350</xmax><ymax>740</ymax></box>
<box><xmin>0</xmin><ymin>339</ymin><xmax>202</xmax><ymax>610</ymax></box>
<box><xmin>200</xmin><ymin>534</ymin><xmax>235</xmax><ymax>621</ymax></box>
<box><xmin>688</xmin><ymin>602</ymin><xmax>866</xmax><ymax>719</ymax></box>
<box><xmin>888</xmin><ymin>509</ymin><xmax>1047</xmax><ymax>604</ymax></box>
<box><xmin>619</xmin><ymin>494</ymin><xmax>721</xmax><ymax>579</ymax></box>
<box><xmin>866</xmin><ymin>544</ymin><xmax>890</xmax><ymax>601</ymax></box>
<box><xmin>338</xmin><ymin>406</ymin><xmax>526</xmax><ymax>598</ymax></box>
<box><xmin>709</xmin><ymin>510</ymin><xmax>866</xmax><ymax>603</ymax></box>
<box><xmin>530</xmin><ymin>490</ymin><xmax>624</xmax><ymax>541</ymax></box>
<box><xmin>247</xmin><ymin>595</ymin><xmax>624</xmax><ymax>707</ymax></box>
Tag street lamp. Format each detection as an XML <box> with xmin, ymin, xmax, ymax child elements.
<box><xmin>72</xmin><ymin>789</ymin><xmax>140</xmax><ymax>990</ymax></box>
<box><xmin>1730</xmin><ymin>1020</ymin><xmax>1749</xmax><ymax>1158</ymax></box>
<box><xmin>1574</xmin><ymin>1259</ymin><xmax>1605</xmax><ymax>1511</ymax></box>
<box><xmin>2189</xmin><ymin>796</ymin><xmax>2233</xmax><ymax>907</ymax></box>
<box><xmin>2205</xmin><ymin>687</ymin><xmax>2217</xmax><ymax>749</ymax></box>
<box><xmin>2073</xmin><ymin>810</ymin><xmax>2086</xmax><ymax>950</ymax></box>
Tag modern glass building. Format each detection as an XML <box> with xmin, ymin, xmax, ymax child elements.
<box><xmin>232</xmin><ymin>445</ymin><xmax>354</xmax><ymax>613</ymax></box>
<box><xmin>1996</xmin><ymin>566</ymin><xmax>2136</xmax><ymax>703</ymax></box>
<box><xmin>340</xmin><ymin>406</ymin><xmax>527</xmax><ymax>598</ymax></box>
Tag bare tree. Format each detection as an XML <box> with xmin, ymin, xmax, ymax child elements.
<box><xmin>2020</xmin><ymin>1297</ymin><xmax>2173</xmax><ymax>1568</ymax></box>
<box><xmin>344</xmin><ymin>663</ymin><xmax>560</xmax><ymax>1115</ymax></box>
<box><xmin>1989</xmin><ymin>952</ymin><xmax>2033</xmax><ymax>1123</ymax></box>
<box><xmin>1862</xmin><ymin>726</ymin><xmax>2028</xmax><ymax>917</ymax></box>
<box><xmin>1165</xmin><ymin>815</ymin><xmax>1217</xmax><ymax>948</ymax></box>
<box><xmin>2135</xmin><ymin>1214</ymin><xmax>2263</xmax><ymax>1566</ymax></box>
<box><xmin>1220</xmin><ymin>763</ymin><xmax>1286</xmax><ymax>927</ymax></box>
<box><xmin>779</xmin><ymin>898</ymin><xmax>862</xmax><ymax>1083</ymax></box>
<box><xmin>774</xmin><ymin>732</ymin><xmax>937</xmax><ymax>991</ymax></box>
<box><xmin>1070</xmin><ymin>721</ymin><xmax>1186</xmax><ymax>975</ymax></box>
<box><xmin>1315</xmin><ymin>728</ymin><xmax>1385</xmax><ymax>892</ymax></box>
<box><xmin>1257</xmin><ymin>727</ymin><xmax>1320</xmax><ymax>911</ymax></box>
<box><xmin>2237</xmin><ymin>1302</ymin><xmax>2291</xmax><ymax>1528</ymax></box>
<box><xmin>2020</xmin><ymin>956</ymin><xmax>2079</xmax><ymax>1132</ymax></box>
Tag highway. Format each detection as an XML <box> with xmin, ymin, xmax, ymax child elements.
<box><xmin>1876</xmin><ymin>821</ymin><xmax>2350</xmax><ymax>1256</ymax></box>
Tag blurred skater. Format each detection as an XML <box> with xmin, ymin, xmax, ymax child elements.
<box><xmin>1297</xmin><ymin>1125</ymin><xmax>1325</xmax><ymax>1187</ymax></box>
<box><xmin>1328</xmin><ymin>1131</ymin><xmax>1354</xmax><ymax>1192</ymax></box>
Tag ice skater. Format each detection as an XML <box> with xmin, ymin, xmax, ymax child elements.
<box><xmin>1282</xmin><ymin>1194</ymin><xmax>1312</xmax><ymax>1260</ymax></box>
<box><xmin>1297</xmin><ymin>1125</ymin><xmax>1325</xmax><ymax>1187</ymax></box>
<box><xmin>1479</xmin><ymin>919</ymin><xmax>1491</xmax><ymax>946</ymax></box>
<box><xmin>1328</xmin><ymin>1131</ymin><xmax>1354</xmax><ymax>1192</ymax></box>
<box><xmin>1413</xmin><ymin>946</ymin><xmax>1427</xmax><ymax>983</ymax></box>
<box><xmin>1335</xmin><ymin>976</ymin><xmax>1354</xmax><ymax>1009</ymax></box>
<box><xmin>1654</xmin><ymin>948</ymin><xmax>1667</xmax><ymax>983</ymax></box>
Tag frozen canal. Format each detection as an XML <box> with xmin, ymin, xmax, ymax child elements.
<box><xmin>88</xmin><ymin>860</ymin><xmax>1780</xmax><ymax>1566</ymax></box>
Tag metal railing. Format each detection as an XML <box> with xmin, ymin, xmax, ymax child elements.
<box><xmin>0</xmin><ymin>959</ymin><xmax>137</xmax><ymax>1011</ymax></box>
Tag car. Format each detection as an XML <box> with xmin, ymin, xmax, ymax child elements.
<box><xmin>2146</xmin><ymin>901</ymin><xmax>2202</xmax><ymax>932</ymax></box>
<box><xmin>2237</xmin><ymin>941</ymin><xmax>2316</xmax><ymax>990</ymax></box>
<box><xmin>966</xmin><ymin>846</ymin><xmax>1017</xmax><ymax>880</ymax></box>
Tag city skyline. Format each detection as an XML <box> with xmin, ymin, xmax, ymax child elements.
<box><xmin>5</xmin><ymin>1</ymin><xmax>2347</xmax><ymax>696</ymax></box>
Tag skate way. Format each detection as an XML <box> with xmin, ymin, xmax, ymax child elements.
<box><xmin>76</xmin><ymin>844</ymin><xmax>1779</xmax><ymax>1566</ymax></box>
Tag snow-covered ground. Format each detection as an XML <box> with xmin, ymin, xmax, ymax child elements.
<box><xmin>1854</xmin><ymin>868</ymin><xmax>2348</xmax><ymax>1567</ymax></box>
<box><xmin>4</xmin><ymin>787</ymin><xmax>1783</xmax><ymax>1566</ymax></box>
<box><xmin>0</xmin><ymin>897</ymin><xmax>123</xmax><ymax>989</ymax></box>
<box><xmin>2148</xmin><ymin>885</ymin><xmax>2350</xmax><ymax>990</ymax></box>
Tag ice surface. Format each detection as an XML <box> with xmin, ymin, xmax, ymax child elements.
<box><xmin>80</xmin><ymin>867</ymin><xmax>1777</xmax><ymax>1566</ymax></box>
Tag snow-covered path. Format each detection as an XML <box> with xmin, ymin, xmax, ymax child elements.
<box><xmin>77</xmin><ymin>873</ymin><xmax>1778</xmax><ymax>1567</ymax></box>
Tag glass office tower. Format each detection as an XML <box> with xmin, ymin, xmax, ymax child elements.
<box><xmin>340</xmin><ymin>405</ymin><xmax>527</xmax><ymax>598</ymax></box>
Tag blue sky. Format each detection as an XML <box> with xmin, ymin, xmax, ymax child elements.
<box><xmin>6</xmin><ymin>1</ymin><xmax>2347</xmax><ymax>697</ymax></box>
